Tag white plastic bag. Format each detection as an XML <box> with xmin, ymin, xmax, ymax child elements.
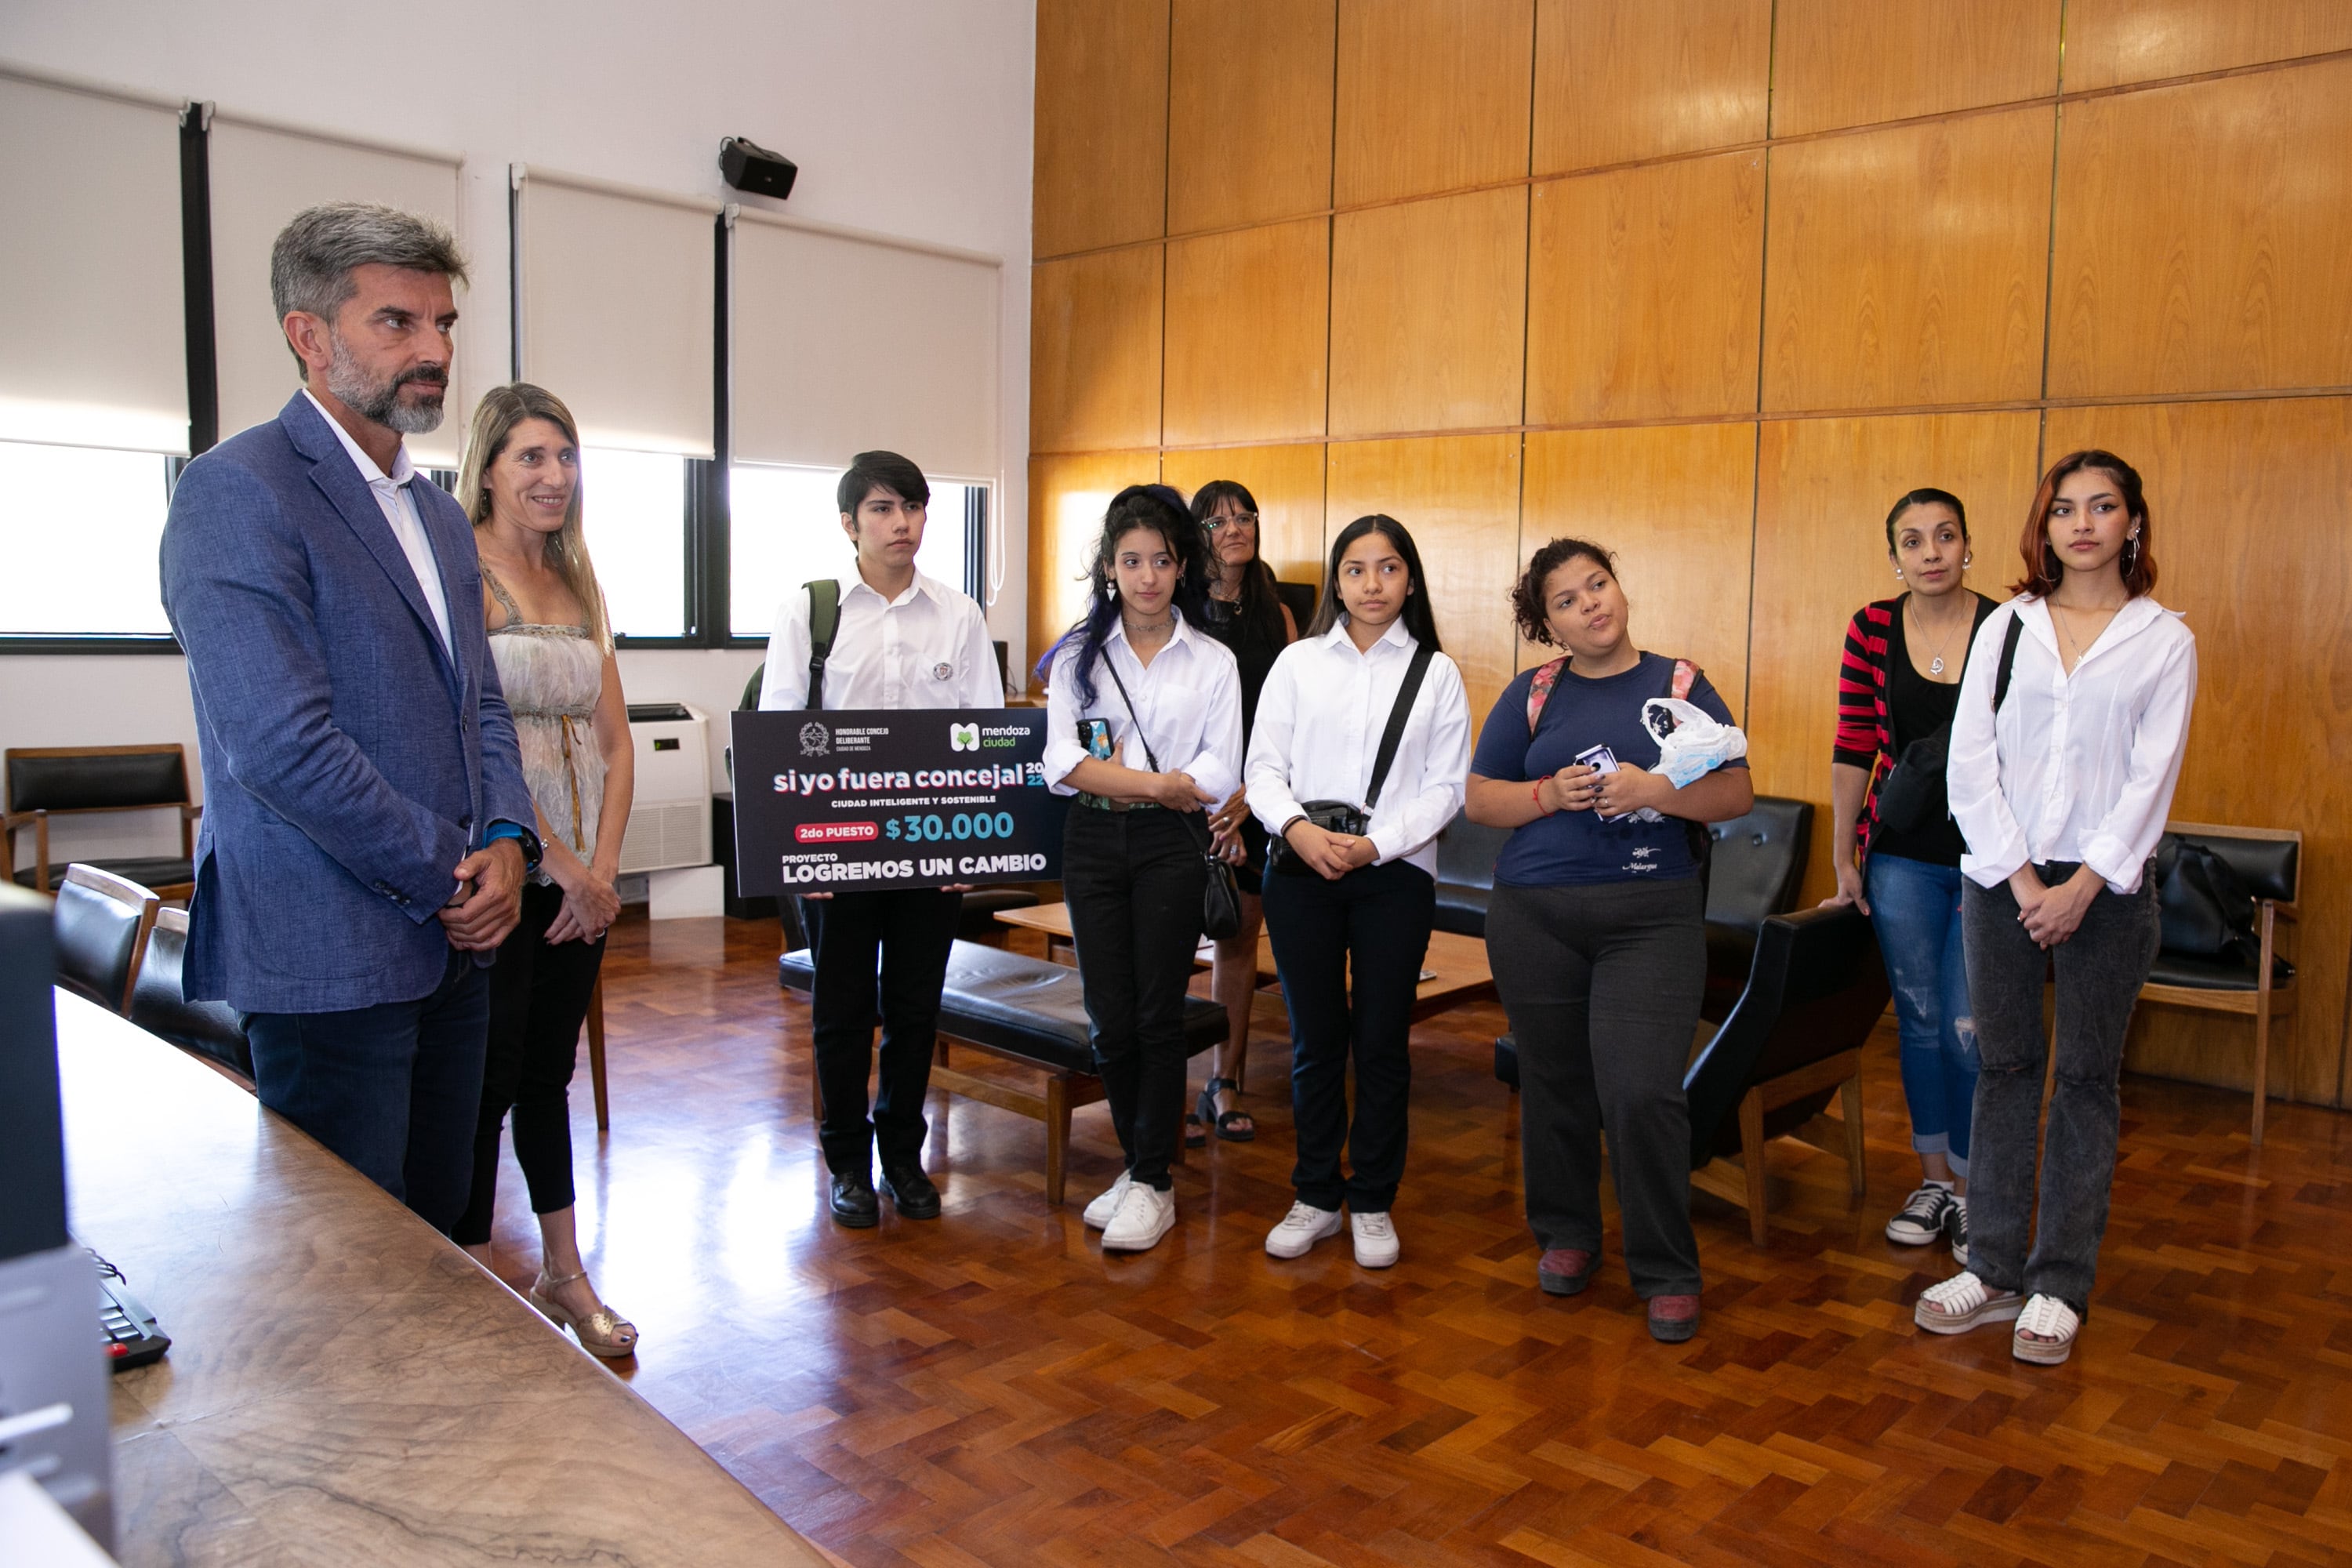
<box><xmin>1643</xmin><ymin>697</ymin><xmax>1748</xmax><ymax>789</ymax></box>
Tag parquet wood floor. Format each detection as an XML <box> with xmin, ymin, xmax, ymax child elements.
<box><xmin>473</xmin><ymin>913</ymin><xmax>2352</xmax><ymax>1566</ymax></box>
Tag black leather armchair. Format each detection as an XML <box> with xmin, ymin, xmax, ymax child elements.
<box><xmin>129</xmin><ymin>906</ymin><xmax>252</xmax><ymax>1083</ymax></box>
<box><xmin>1682</xmin><ymin>904</ymin><xmax>1889</xmax><ymax>1245</ymax></box>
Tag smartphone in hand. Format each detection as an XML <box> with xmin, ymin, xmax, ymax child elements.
<box><xmin>1575</xmin><ymin>743</ymin><xmax>1635</xmax><ymax>822</ymax></box>
<box><xmin>1078</xmin><ymin>717</ymin><xmax>1114</xmax><ymax>760</ymax></box>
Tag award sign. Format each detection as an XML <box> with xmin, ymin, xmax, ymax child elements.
<box><xmin>729</xmin><ymin>709</ymin><xmax>1066</xmax><ymax>895</ymax></box>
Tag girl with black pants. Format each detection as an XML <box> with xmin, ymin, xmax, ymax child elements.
<box><xmin>1916</xmin><ymin>451</ymin><xmax>2194</xmax><ymax>1366</ymax></box>
<box><xmin>1039</xmin><ymin>486</ymin><xmax>1244</xmax><ymax>1255</ymax></box>
<box><xmin>1247</xmin><ymin>515</ymin><xmax>1469</xmax><ymax>1269</ymax></box>
<box><xmin>1465</xmin><ymin>539</ymin><xmax>1753</xmax><ymax>1342</ymax></box>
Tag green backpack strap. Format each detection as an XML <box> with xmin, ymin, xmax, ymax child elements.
<box><xmin>804</xmin><ymin>578</ymin><xmax>841</xmax><ymax>711</ymax></box>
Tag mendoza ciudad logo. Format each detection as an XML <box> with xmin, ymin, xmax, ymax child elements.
<box><xmin>949</xmin><ymin>722</ymin><xmax>980</xmax><ymax>752</ymax></box>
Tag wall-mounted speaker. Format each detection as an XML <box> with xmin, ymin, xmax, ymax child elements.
<box><xmin>720</xmin><ymin>136</ymin><xmax>797</xmax><ymax>201</ymax></box>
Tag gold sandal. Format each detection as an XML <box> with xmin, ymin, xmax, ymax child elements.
<box><xmin>528</xmin><ymin>1269</ymin><xmax>639</xmax><ymax>1359</ymax></box>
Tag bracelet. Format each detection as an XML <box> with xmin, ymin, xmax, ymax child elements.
<box><xmin>1532</xmin><ymin>780</ymin><xmax>1555</xmax><ymax>817</ymax></box>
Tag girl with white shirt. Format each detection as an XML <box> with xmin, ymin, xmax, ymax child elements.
<box><xmin>1915</xmin><ymin>450</ymin><xmax>2196</xmax><ymax>1366</ymax></box>
<box><xmin>1248</xmin><ymin>516</ymin><xmax>1470</xmax><ymax>1269</ymax></box>
<box><xmin>1040</xmin><ymin>486</ymin><xmax>1245</xmax><ymax>1254</ymax></box>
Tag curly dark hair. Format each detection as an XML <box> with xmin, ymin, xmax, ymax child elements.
<box><xmin>1509</xmin><ymin>537</ymin><xmax>1617</xmax><ymax>648</ymax></box>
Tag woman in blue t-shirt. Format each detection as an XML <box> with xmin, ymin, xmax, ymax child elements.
<box><xmin>1465</xmin><ymin>538</ymin><xmax>1753</xmax><ymax>1341</ymax></box>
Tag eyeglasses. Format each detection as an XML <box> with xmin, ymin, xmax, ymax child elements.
<box><xmin>1205</xmin><ymin>512</ymin><xmax>1259</xmax><ymax>533</ymax></box>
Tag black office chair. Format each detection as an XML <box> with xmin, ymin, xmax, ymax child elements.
<box><xmin>53</xmin><ymin>864</ymin><xmax>161</xmax><ymax>1014</ymax></box>
<box><xmin>1682</xmin><ymin>904</ymin><xmax>1889</xmax><ymax>1245</ymax></box>
<box><xmin>1432</xmin><ymin>813</ymin><xmax>1511</xmax><ymax>938</ymax></box>
<box><xmin>129</xmin><ymin>906</ymin><xmax>253</xmax><ymax>1084</ymax></box>
<box><xmin>1700</xmin><ymin>797</ymin><xmax>1814</xmax><ymax>1021</ymax></box>
<box><xmin>5</xmin><ymin>744</ymin><xmax>201</xmax><ymax>899</ymax></box>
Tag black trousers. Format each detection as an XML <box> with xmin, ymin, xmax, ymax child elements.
<box><xmin>1062</xmin><ymin>807</ymin><xmax>1205</xmax><ymax>1192</ymax></box>
<box><xmin>801</xmin><ymin>887</ymin><xmax>964</xmax><ymax>1175</ymax></box>
<box><xmin>246</xmin><ymin>947</ymin><xmax>488</xmax><ymax>1237</ymax></box>
<box><xmin>1261</xmin><ymin>858</ymin><xmax>1434</xmax><ymax>1213</ymax></box>
<box><xmin>1486</xmin><ymin>877</ymin><xmax>1708</xmax><ymax>1299</ymax></box>
<box><xmin>452</xmin><ymin>882</ymin><xmax>607</xmax><ymax>1247</ymax></box>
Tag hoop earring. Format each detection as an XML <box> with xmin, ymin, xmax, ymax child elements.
<box><xmin>2122</xmin><ymin>532</ymin><xmax>2140</xmax><ymax>575</ymax></box>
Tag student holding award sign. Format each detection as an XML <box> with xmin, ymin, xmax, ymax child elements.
<box><xmin>759</xmin><ymin>452</ymin><xmax>1000</xmax><ymax>1231</ymax></box>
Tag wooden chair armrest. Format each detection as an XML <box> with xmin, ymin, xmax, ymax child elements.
<box><xmin>2263</xmin><ymin>899</ymin><xmax>2297</xmax><ymax>924</ymax></box>
<box><xmin>0</xmin><ymin>807</ymin><xmax>45</xmax><ymax>829</ymax></box>
<box><xmin>180</xmin><ymin>802</ymin><xmax>205</xmax><ymax>822</ymax></box>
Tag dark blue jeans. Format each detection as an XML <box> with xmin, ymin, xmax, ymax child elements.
<box><xmin>1866</xmin><ymin>852</ymin><xmax>1977</xmax><ymax>1175</ymax></box>
<box><xmin>1261</xmin><ymin>858</ymin><xmax>1435</xmax><ymax>1214</ymax></box>
<box><xmin>1961</xmin><ymin>864</ymin><xmax>2160</xmax><ymax>1316</ymax></box>
<box><xmin>245</xmin><ymin>946</ymin><xmax>491</xmax><ymax>1235</ymax></box>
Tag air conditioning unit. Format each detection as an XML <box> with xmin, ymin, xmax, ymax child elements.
<box><xmin>619</xmin><ymin>702</ymin><xmax>712</xmax><ymax>874</ymax></box>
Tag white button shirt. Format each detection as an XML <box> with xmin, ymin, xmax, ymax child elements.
<box><xmin>1041</xmin><ymin>612</ymin><xmax>1244</xmax><ymax>804</ymax></box>
<box><xmin>759</xmin><ymin>570</ymin><xmax>1000</xmax><ymax>711</ymax></box>
<box><xmin>304</xmin><ymin>390</ymin><xmax>451</xmax><ymax>658</ymax></box>
<box><xmin>1245</xmin><ymin>618</ymin><xmax>1471</xmax><ymax>877</ymax></box>
<box><xmin>1947</xmin><ymin>594</ymin><xmax>2197</xmax><ymax>895</ymax></box>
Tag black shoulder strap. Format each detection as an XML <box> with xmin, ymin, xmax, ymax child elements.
<box><xmin>1992</xmin><ymin>612</ymin><xmax>2027</xmax><ymax>713</ymax></box>
<box><xmin>1364</xmin><ymin>642</ymin><xmax>1436</xmax><ymax>812</ymax></box>
<box><xmin>1099</xmin><ymin>655</ymin><xmax>1160</xmax><ymax>772</ymax></box>
<box><xmin>803</xmin><ymin>578</ymin><xmax>840</xmax><ymax>711</ymax></box>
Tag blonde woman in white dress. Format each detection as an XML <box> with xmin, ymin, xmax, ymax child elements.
<box><xmin>451</xmin><ymin>384</ymin><xmax>639</xmax><ymax>1357</ymax></box>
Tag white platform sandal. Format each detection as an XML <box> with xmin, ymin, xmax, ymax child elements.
<box><xmin>2012</xmin><ymin>1294</ymin><xmax>2081</xmax><ymax>1365</ymax></box>
<box><xmin>1914</xmin><ymin>1272</ymin><xmax>2024</xmax><ymax>1335</ymax></box>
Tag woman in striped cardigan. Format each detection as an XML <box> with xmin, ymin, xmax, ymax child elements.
<box><xmin>1824</xmin><ymin>488</ymin><xmax>1997</xmax><ymax>1264</ymax></box>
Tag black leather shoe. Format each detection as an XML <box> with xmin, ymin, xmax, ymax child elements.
<box><xmin>829</xmin><ymin>1171</ymin><xmax>879</xmax><ymax>1228</ymax></box>
<box><xmin>880</xmin><ymin>1165</ymin><xmax>942</xmax><ymax>1220</ymax></box>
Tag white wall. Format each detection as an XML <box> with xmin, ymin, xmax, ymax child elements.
<box><xmin>0</xmin><ymin>0</ymin><xmax>1036</xmax><ymax>869</ymax></box>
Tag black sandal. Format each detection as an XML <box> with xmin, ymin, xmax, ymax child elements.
<box><xmin>1196</xmin><ymin>1077</ymin><xmax>1255</xmax><ymax>1142</ymax></box>
<box><xmin>1183</xmin><ymin>1111</ymin><xmax>1207</xmax><ymax>1149</ymax></box>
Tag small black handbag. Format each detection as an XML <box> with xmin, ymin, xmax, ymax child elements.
<box><xmin>1102</xmin><ymin>659</ymin><xmax>1243</xmax><ymax>941</ymax></box>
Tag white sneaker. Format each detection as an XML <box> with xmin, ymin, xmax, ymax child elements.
<box><xmin>1100</xmin><ymin>1182</ymin><xmax>1175</xmax><ymax>1252</ymax></box>
<box><xmin>1350</xmin><ymin>1210</ymin><xmax>1399</xmax><ymax>1269</ymax></box>
<box><xmin>1264</xmin><ymin>1201</ymin><xmax>1344</xmax><ymax>1259</ymax></box>
<box><xmin>1082</xmin><ymin>1171</ymin><xmax>1134</xmax><ymax>1231</ymax></box>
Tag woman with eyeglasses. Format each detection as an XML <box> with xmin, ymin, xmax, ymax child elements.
<box><xmin>1185</xmin><ymin>481</ymin><xmax>1298</xmax><ymax>1146</ymax></box>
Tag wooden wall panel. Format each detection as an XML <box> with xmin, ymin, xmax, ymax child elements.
<box><xmin>1029</xmin><ymin>246</ymin><xmax>1163</xmax><ymax>454</ymax></box>
<box><xmin>1025</xmin><ymin>449</ymin><xmax>1163</xmax><ymax>684</ymax></box>
<box><xmin>1531</xmin><ymin>0</ymin><xmax>1770</xmax><ymax>174</ymax></box>
<box><xmin>1762</xmin><ymin>107</ymin><xmax>2055</xmax><ymax>412</ymax></box>
<box><xmin>1329</xmin><ymin>187</ymin><xmax>1527</xmax><ymax>437</ymax></box>
<box><xmin>1521</xmin><ymin>425</ymin><xmax>1759</xmax><ymax>709</ymax></box>
<box><xmin>1324</xmin><ymin>435</ymin><xmax>1523</xmax><ymax>724</ymax></box>
<box><xmin>1747</xmin><ymin>412</ymin><xmax>2043</xmax><ymax>903</ymax></box>
<box><xmin>1770</xmin><ymin>0</ymin><xmax>2062</xmax><ymax>137</ymax></box>
<box><xmin>2046</xmin><ymin>397</ymin><xmax>2352</xmax><ymax>1105</ymax></box>
<box><xmin>1334</xmin><ymin>0</ymin><xmax>1534</xmax><ymax>206</ymax></box>
<box><xmin>1163</xmin><ymin>219</ymin><xmax>1329</xmax><ymax>448</ymax></box>
<box><xmin>1033</xmin><ymin>0</ymin><xmax>1170</xmax><ymax>258</ymax></box>
<box><xmin>1169</xmin><ymin>0</ymin><xmax>1336</xmax><ymax>234</ymax></box>
<box><xmin>1160</xmin><ymin>443</ymin><xmax>1329</xmax><ymax>590</ymax></box>
<box><xmin>1526</xmin><ymin>151</ymin><xmax>1763</xmax><ymax>426</ymax></box>
<box><xmin>2048</xmin><ymin>60</ymin><xmax>2352</xmax><ymax>401</ymax></box>
<box><xmin>2066</xmin><ymin>0</ymin><xmax>2352</xmax><ymax>93</ymax></box>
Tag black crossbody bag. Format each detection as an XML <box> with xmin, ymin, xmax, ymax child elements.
<box><xmin>1268</xmin><ymin>642</ymin><xmax>1436</xmax><ymax>877</ymax></box>
<box><xmin>1101</xmin><ymin>658</ymin><xmax>1244</xmax><ymax>940</ymax></box>
<box><xmin>1875</xmin><ymin>598</ymin><xmax>2001</xmax><ymax>835</ymax></box>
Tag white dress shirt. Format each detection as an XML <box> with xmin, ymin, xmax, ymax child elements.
<box><xmin>1947</xmin><ymin>594</ymin><xmax>2197</xmax><ymax>895</ymax></box>
<box><xmin>1041</xmin><ymin>612</ymin><xmax>1244</xmax><ymax>804</ymax></box>
<box><xmin>304</xmin><ymin>389</ymin><xmax>451</xmax><ymax>658</ymax></box>
<box><xmin>1245</xmin><ymin>618</ymin><xmax>1471</xmax><ymax>877</ymax></box>
<box><xmin>759</xmin><ymin>569</ymin><xmax>1000</xmax><ymax>710</ymax></box>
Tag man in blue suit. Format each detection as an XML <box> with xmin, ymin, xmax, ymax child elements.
<box><xmin>161</xmin><ymin>203</ymin><xmax>543</xmax><ymax>1234</ymax></box>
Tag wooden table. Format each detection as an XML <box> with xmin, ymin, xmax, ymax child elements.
<box><xmin>995</xmin><ymin>902</ymin><xmax>1497</xmax><ymax>1023</ymax></box>
<box><xmin>54</xmin><ymin>990</ymin><xmax>826</xmax><ymax>1568</ymax></box>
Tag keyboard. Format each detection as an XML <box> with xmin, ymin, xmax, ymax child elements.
<box><xmin>89</xmin><ymin>1250</ymin><xmax>170</xmax><ymax>1371</ymax></box>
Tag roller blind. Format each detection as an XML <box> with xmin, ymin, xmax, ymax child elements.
<box><xmin>731</xmin><ymin>213</ymin><xmax>999</xmax><ymax>476</ymax></box>
<box><xmin>0</xmin><ymin>68</ymin><xmax>187</xmax><ymax>454</ymax></box>
<box><xmin>514</xmin><ymin>167</ymin><xmax>717</xmax><ymax>456</ymax></box>
<box><xmin>208</xmin><ymin>115</ymin><xmax>465</xmax><ymax>466</ymax></box>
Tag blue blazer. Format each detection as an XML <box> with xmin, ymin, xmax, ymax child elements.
<box><xmin>160</xmin><ymin>394</ymin><xmax>538</xmax><ymax>1014</ymax></box>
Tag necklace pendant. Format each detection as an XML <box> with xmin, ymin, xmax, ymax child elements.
<box><xmin>1929</xmin><ymin>656</ymin><xmax>1945</xmax><ymax>676</ymax></box>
